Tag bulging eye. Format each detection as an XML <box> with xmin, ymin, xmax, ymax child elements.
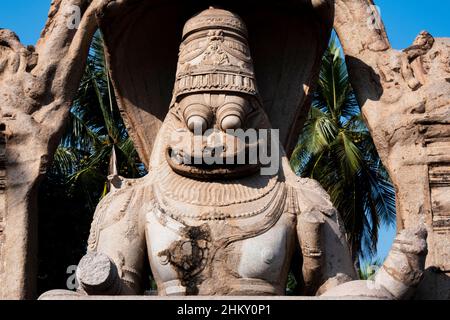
<box><xmin>217</xmin><ymin>103</ymin><xmax>246</xmax><ymax>131</ymax></box>
<box><xmin>183</xmin><ymin>104</ymin><xmax>212</xmax><ymax>133</ymax></box>
<box><xmin>221</xmin><ymin>115</ymin><xmax>242</xmax><ymax>130</ymax></box>
<box><xmin>187</xmin><ymin>115</ymin><xmax>208</xmax><ymax>133</ymax></box>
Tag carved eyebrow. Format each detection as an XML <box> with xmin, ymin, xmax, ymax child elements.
<box><xmin>221</xmin><ymin>100</ymin><xmax>253</xmax><ymax>112</ymax></box>
<box><xmin>183</xmin><ymin>103</ymin><xmax>210</xmax><ymax>108</ymax></box>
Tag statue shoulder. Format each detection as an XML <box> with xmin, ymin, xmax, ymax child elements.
<box><xmin>289</xmin><ymin>176</ymin><xmax>349</xmax><ymax>245</ymax></box>
<box><xmin>87</xmin><ymin>174</ymin><xmax>153</xmax><ymax>251</ymax></box>
<box><xmin>289</xmin><ymin>177</ymin><xmax>336</xmax><ymax>218</ymax></box>
<box><xmin>97</xmin><ymin>175</ymin><xmax>151</xmax><ymax>207</ymax></box>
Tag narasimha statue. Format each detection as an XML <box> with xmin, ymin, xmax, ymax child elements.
<box><xmin>41</xmin><ymin>7</ymin><xmax>428</xmax><ymax>299</ymax></box>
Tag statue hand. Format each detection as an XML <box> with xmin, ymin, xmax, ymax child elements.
<box><xmin>372</xmin><ymin>224</ymin><xmax>428</xmax><ymax>299</ymax></box>
<box><xmin>320</xmin><ymin>225</ymin><xmax>428</xmax><ymax>299</ymax></box>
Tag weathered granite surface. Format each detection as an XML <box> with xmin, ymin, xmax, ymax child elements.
<box><xmin>40</xmin><ymin>7</ymin><xmax>429</xmax><ymax>300</ymax></box>
<box><xmin>0</xmin><ymin>0</ymin><xmax>447</xmax><ymax>300</ymax></box>
<box><xmin>334</xmin><ymin>0</ymin><xmax>450</xmax><ymax>299</ymax></box>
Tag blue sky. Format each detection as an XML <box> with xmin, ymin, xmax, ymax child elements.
<box><xmin>1</xmin><ymin>0</ymin><xmax>449</xmax><ymax>262</ymax></box>
<box><xmin>377</xmin><ymin>0</ymin><xmax>450</xmax><ymax>49</ymax></box>
<box><xmin>2</xmin><ymin>0</ymin><xmax>450</xmax><ymax>48</ymax></box>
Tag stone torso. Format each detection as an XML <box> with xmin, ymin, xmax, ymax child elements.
<box><xmin>144</xmin><ymin>163</ymin><xmax>297</xmax><ymax>295</ymax></box>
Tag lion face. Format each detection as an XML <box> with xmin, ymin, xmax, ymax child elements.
<box><xmin>164</xmin><ymin>92</ymin><xmax>271</xmax><ymax>179</ymax></box>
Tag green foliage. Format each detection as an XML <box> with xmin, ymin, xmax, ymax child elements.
<box><xmin>290</xmin><ymin>40</ymin><xmax>396</xmax><ymax>261</ymax></box>
<box><xmin>37</xmin><ymin>33</ymin><xmax>146</xmax><ymax>293</ymax></box>
<box><xmin>286</xmin><ymin>272</ymin><xmax>298</xmax><ymax>295</ymax></box>
<box><xmin>37</xmin><ymin>35</ymin><xmax>395</xmax><ymax>293</ymax></box>
<box><xmin>358</xmin><ymin>259</ymin><xmax>383</xmax><ymax>280</ymax></box>
<box><xmin>55</xmin><ymin>33</ymin><xmax>145</xmax><ymax>207</ymax></box>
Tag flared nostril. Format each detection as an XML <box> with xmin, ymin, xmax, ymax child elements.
<box><xmin>187</xmin><ymin>115</ymin><xmax>208</xmax><ymax>133</ymax></box>
<box><xmin>221</xmin><ymin>115</ymin><xmax>242</xmax><ymax>130</ymax></box>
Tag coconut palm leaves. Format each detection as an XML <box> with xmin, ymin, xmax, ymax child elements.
<box><xmin>49</xmin><ymin>32</ymin><xmax>145</xmax><ymax>210</ymax></box>
<box><xmin>290</xmin><ymin>40</ymin><xmax>396</xmax><ymax>260</ymax></box>
<box><xmin>38</xmin><ymin>33</ymin><xmax>145</xmax><ymax>293</ymax></box>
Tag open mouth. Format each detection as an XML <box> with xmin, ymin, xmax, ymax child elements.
<box><xmin>165</xmin><ymin>146</ymin><xmax>261</xmax><ymax>180</ymax></box>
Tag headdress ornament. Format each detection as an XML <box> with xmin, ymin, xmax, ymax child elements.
<box><xmin>172</xmin><ymin>7</ymin><xmax>258</xmax><ymax>105</ymax></box>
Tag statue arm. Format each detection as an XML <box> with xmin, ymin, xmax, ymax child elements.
<box><xmin>294</xmin><ymin>178</ymin><xmax>428</xmax><ymax>299</ymax></box>
<box><xmin>76</xmin><ymin>177</ymin><xmax>148</xmax><ymax>295</ymax></box>
<box><xmin>321</xmin><ymin>226</ymin><xmax>428</xmax><ymax>299</ymax></box>
<box><xmin>294</xmin><ymin>178</ymin><xmax>358</xmax><ymax>295</ymax></box>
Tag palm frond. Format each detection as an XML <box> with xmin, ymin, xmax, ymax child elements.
<box><xmin>335</xmin><ymin>130</ymin><xmax>364</xmax><ymax>176</ymax></box>
<box><xmin>291</xmin><ymin>39</ymin><xmax>396</xmax><ymax>261</ymax></box>
<box><xmin>51</xmin><ymin>147</ymin><xmax>78</xmax><ymax>177</ymax></box>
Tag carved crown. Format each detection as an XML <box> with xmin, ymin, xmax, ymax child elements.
<box><xmin>182</xmin><ymin>7</ymin><xmax>248</xmax><ymax>38</ymax></box>
<box><xmin>172</xmin><ymin>7</ymin><xmax>258</xmax><ymax>104</ymax></box>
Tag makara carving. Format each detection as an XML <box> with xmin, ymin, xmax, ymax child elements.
<box><xmin>40</xmin><ymin>8</ymin><xmax>428</xmax><ymax>299</ymax></box>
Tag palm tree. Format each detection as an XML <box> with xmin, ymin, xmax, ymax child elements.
<box><xmin>51</xmin><ymin>32</ymin><xmax>145</xmax><ymax>209</ymax></box>
<box><xmin>290</xmin><ymin>40</ymin><xmax>396</xmax><ymax>261</ymax></box>
<box><xmin>38</xmin><ymin>33</ymin><xmax>145</xmax><ymax>293</ymax></box>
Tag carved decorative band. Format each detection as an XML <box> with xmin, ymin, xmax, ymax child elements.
<box><xmin>183</xmin><ymin>16</ymin><xmax>248</xmax><ymax>39</ymax></box>
<box><xmin>228</xmin><ymin>278</ymin><xmax>282</xmax><ymax>295</ymax></box>
<box><xmin>428</xmin><ymin>163</ymin><xmax>450</xmax><ymax>231</ymax></box>
<box><xmin>174</xmin><ymin>73</ymin><xmax>257</xmax><ymax>98</ymax></box>
<box><xmin>0</xmin><ymin>123</ymin><xmax>6</xmax><ymax>275</ymax></box>
<box><xmin>179</xmin><ymin>35</ymin><xmax>252</xmax><ymax>65</ymax></box>
<box><xmin>432</xmin><ymin>219</ymin><xmax>450</xmax><ymax>230</ymax></box>
<box><xmin>429</xmin><ymin>164</ymin><xmax>450</xmax><ymax>186</ymax></box>
<box><xmin>0</xmin><ymin>128</ymin><xmax>6</xmax><ymax>194</ymax></box>
<box><xmin>302</xmin><ymin>246</ymin><xmax>323</xmax><ymax>258</ymax></box>
<box><xmin>154</xmin><ymin>181</ymin><xmax>284</xmax><ymax>221</ymax></box>
<box><xmin>156</xmin><ymin>161</ymin><xmax>278</xmax><ymax>207</ymax></box>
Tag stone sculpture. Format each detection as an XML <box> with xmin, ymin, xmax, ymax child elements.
<box><xmin>0</xmin><ymin>0</ymin><xmax>447</xmax><ymax>300</ymax></box>
<box><xmin>334</xmin><ymin>0</ymin><xmax>450</xmax><ymax>299</ymax></box>
<box><xmin>2</xmin><ymin>0</ymin><xmax>336</xmax><ymax>300</ymax></box>
<box><xmin>0</xmin><ymin>3</ymin><xmax>99</xmax><ymax>299</ymax></box>
<box><xmin>40</xmin><ymin>7</ymin><xmax>428</xmax><ymax>299</ymax></box>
